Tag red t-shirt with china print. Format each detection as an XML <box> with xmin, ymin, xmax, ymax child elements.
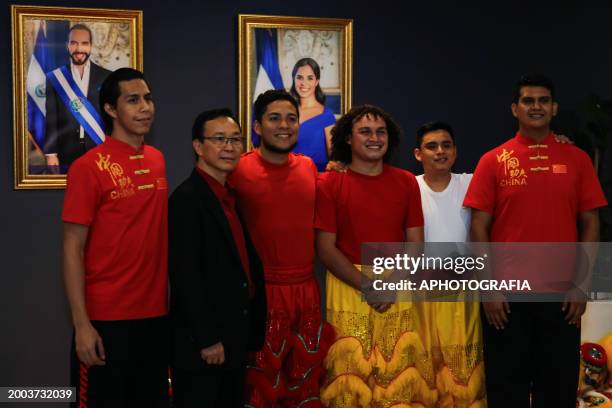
<box><xmin>463</xmin><ymin>132</ymin><xmax>607</xmax><ymax>289</ymax></box>
<box><xmin>62</xmin><ymin>137</ymin><xmax>169</xmax><ymax>320</ymax></box>
<box><xmin>464</xmin><ymin>132</ymin><xmax>607</xmax><ymax>242</ymax></box>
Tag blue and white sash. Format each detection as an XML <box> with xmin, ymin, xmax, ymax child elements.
<box><xmin>47</xmin><ymin>65</ymin><xmax>105</xmax><ymax>145</ymax></box>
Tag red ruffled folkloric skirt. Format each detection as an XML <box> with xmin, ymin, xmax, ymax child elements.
<box><xmin>245</xmin><ymin>267</ymin><xmax>335</xmax><ymax>408</ymax></box>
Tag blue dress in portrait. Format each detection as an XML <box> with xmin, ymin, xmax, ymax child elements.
<box><xmin>294</xmin><ymin>107</ymin><xmax>336</xmax><ymax>172</ymax></box>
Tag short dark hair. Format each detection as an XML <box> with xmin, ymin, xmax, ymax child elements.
<box><xmin>330</xmin><ymin>104</ymin><xmax>401</xmax><ymax>164</ymax></box>
<box><xmin>99</xmin><ymin>68</ymin><xmax>149</xmax><ymax>133</ymax></box>
<box><xmin>416</xmin><ymin>121</ymin><xmax>455</xmax><ymax>147</ymax></box>
<box><xmin>191</xmin><ymin>108</ymin><xmax>240</xmax><ymax>141</ymax></box>
<box><xmin>69</xmin><ymin>23</ymin><xmax>92</xmax><ymax>43</ymax></box>
<box><xmin>514</xmin><ymin>74</ymin><xmax>555</xmax><ymax>102</ymax></box>
<box><xmin>191</xmin><ymin>108</ymin><xmax>241</xmax><ymax>161</ymax></box>
<box><xmin>253</xmin><ymin>89</ymin><xmax>299</xmax><ymax>123</ymax></box>
<box><xmin>290</xmin><ymin>58</ymin><xmax>325</xmax><ymax>105</ymax></box>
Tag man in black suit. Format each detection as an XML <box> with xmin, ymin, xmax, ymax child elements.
<box><xmin>169</xmin><ymin>108</ymin><xmax>267</xmax><ymax>407</ymax></box>
<box><xmin>44</xmin><ymin>23</ymin><xmax>112</xmax><ymax>174</ymax></box>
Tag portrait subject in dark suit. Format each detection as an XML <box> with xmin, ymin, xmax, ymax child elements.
<box><xmin>44</xmin><ymin>23</ymin><xmax>111</xmax><ymax>174</ymax></box>
<box><xmin>169</xmin><ymin>109</ymin><xmax>267</xmax><ymax>407</ymax></box>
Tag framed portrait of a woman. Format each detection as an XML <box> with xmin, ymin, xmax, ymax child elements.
<box><xmin>12</xmin><ymin>5</ymin><xmax>143</xmax><ymax>189</ymax></box>
<box><xmin>238</xmin><ymin>14</ymin><xmax>352</xmax><ymax>172</ymax></box>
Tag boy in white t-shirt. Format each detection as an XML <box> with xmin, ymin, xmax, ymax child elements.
<box><xmin>414</xmin><ymin>120</ymin><xmax>472</xmax><ymax>242</ymax></box>
<box><xmin>413</xmin><ymin>121</ymin><xmax>486</xmax><ymax>407</ymax></box>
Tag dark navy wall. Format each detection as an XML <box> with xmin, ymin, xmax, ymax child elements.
<box><xmin>2</xmin><ymin>0</ymin><xmax>611</xmax><ymax>400</ymax></box>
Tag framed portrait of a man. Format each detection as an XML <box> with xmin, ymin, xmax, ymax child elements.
<box><xmin>12</xmin><ymin>5</ymin><xmax>143</xmax><ymax>189</ymax></box>
<box><xmin>238</xmin><ymin>14</ymin><xmax>352</xmax><ymax>172</ymax></box>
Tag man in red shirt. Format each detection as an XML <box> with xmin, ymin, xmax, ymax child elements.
<box><xmin>315</xmin><ymin>105</ymin><xmax>426</xmax><ymax>407</ymax></box>
<box><xmin>230</xmin><ymin>90</ymin><xmax>334</xmax><ymax>407</ymax></box>
<box><xmin>168</xmin><ymin>109</ymin><xmax>266</xmax><ymax>407</ymax></box>
<box><xmin>62</xmin><ymin>68</ymin><xmax>169</xmax><ymax>407</ymax></box>
<box><xmin>464</xmin><ymin>74</ymin><xmax>608</xmax><ymax>407</ymax></box>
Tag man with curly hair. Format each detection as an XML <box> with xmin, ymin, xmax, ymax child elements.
<box><xmin>315</xmin><ymin>105</ymin><xmax>431</xmax><ymax>407</ymax></box>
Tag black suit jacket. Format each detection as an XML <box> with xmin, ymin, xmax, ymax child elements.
<box><xmin>44</xmin><ymin>62</ymin><xmax>112</xmax><ymax>171</ymax></box>
<box><xmin>169</xmin><ymin>169</ymin><xmax>267</xmax><ymax>372</ymax></box>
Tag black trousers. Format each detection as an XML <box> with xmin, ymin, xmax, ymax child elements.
<box><xmin>171</xmin><ymin>366</ymin><xmax>246</xmax><ymax>408</ymax></box>
<box><xmin>481</xmin><ymin>302</ymin><xmax>580</xmax><ymax>408</ymax></box>
<box><xmin>70</xmin><ymin>315</ymin><xmax>170</xmax><ymax>408</ymax></box>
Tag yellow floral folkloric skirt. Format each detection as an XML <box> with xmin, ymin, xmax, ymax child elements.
<box><xmin>321</xmin><ymin>268</ymin><xmax>486</xmax><ymax>408</ymax></box>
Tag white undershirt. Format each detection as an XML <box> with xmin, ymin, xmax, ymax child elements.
<box><xmin>416</xmin><ymin>173</ymin><xmax>473</xmax><ymax>243</ymax></box>
<box><xmin>70</xmin><ymin>60</ymin><xmax>91</xmax><ymax>141</ymax></box>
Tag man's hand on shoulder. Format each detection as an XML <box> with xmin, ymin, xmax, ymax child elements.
<box><xmin>200</xmin><ymin>342</ymin><xmax>225</xmax><ymax>365</ymax></box>
<box><xmin>75</xmin><ymin>322</ymin><xmax>106</xmax><ymax>367</ymax></box>
<box><xmin>553</xmin><ymin>133</ymin><xmax>574</xmax><ymax>144</ymax></box>
<box><xmin>326</xmin><ymin>161</ymin><xmax>348</xmax><ymax>173</ymax></box>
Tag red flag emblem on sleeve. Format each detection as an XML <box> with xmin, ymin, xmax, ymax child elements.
<box><xmin>552</xmin><ymin>164</ymin><xmax>567</xmax><ymax>174</ymax></box>
<box><xmin>156</xmin><ymin>178</ymin><xmax>168</xmax><ymax>190</ymax></box>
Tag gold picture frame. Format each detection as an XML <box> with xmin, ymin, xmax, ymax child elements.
<box><xmin>238</xmin><ymin>14</ymin><xmax>353</xmax><ymax>165</ymax></box>
<box><xmin>12</xmin><ymin>5</ymin><xmax>143</xmax><ymax>189</ymax></box>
